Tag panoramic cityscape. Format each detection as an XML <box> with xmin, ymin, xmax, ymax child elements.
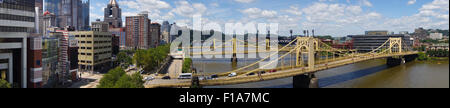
<box><xmin>0</xmin><ymin>0</ymin><xmax>448</xmax><ymax>88</ymax></box>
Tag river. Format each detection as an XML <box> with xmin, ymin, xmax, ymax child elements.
<box><xmin>192</xmin><ymin>54</ymin><xmax>449</xmax><ymax>88</ymax></box>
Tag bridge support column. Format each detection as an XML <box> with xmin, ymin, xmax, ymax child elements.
<box><xmin>404</xmin><ymin>54</ymin><xmax>418</xmax><ymax>62</ymax></box>
<box><xmin>231</xmin><ymin>53</ymin><xmax>238</xmax><ymax>62</ymax></box>
<box><xmin>191</xmin><ymin>70</ymin><xmax>202</xmax><ymax>88</ymax></box>
<box><xmin>293</xmin><ymin>74</ymin><xmax>319</xmax><ymax>88</ymax></box>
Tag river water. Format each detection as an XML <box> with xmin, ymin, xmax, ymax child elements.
<box><xmin>193</xmin><ymin>54</ymin><xmax>449</xmax><ymax>88</ymax></box>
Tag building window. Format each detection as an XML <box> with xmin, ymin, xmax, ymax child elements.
<box><xmin>36</xmin><ymin>60</ymin><xmax>41</xmax><ymax>66</ymax></box>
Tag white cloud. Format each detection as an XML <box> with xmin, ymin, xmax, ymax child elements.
<box><xmin>408</xmin><ymin>0</ymin><xmax>417</xmax><ymax>5</ymax></box>
<box><xmin>170</xmin><ymin>0</ymin><xmax>207</xmax><ymax>17</ymax></box>
<box><xmin>118</xmin><ymin>0</ymin><xmax>172</xmax><ymax>22</ymax></box>
<box><xmin>235</xmin><ymin>0</ymin><xmax>256</xmax><ymax>3</ymax></box>
<box><xmin>284</xmin><ymin>6</ymin><xmax>303</xmax><ymax>16</ymax></box>
<box><xmin>360</xmin><ymin>0</ymin><xmax>373</xmax><ymax>7</ymax></box>
<box><xmin>241</xmin><ymin>8</ymin><xmax>278</xmax><ymax>19</ymax></box>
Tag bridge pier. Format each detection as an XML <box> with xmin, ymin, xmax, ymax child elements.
<box><xmin>404</xmin><ymin>54</ymin><xmax>418</xmax><ymax>62</ymax></box>
<box><xmin>231</xmin><ymin>53</ymin><xmax>238</xmax><ymax>62</ymax></box>
<box><xmin>386</xmin><ymin>54</ymin><xmax>418</xmax><ymax>67</ymax></box>
<box><xmin>387</xmin><ymin>57</ymin><xmax>405</xmax><ymax>66</ymax></box>
<box><xmin>191</xmin><ymin>69</ymin><xmax>202</xmax><ymax>88</ymax></box>
<box><xmin>293</xmin><ymin>74</ymin><xmax>319</xmax><ymax>88</ymax></box>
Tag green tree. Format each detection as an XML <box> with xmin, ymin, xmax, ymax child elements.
<box><xmin>0</xmin><ymin>79</ymin><xmax>11</xmax><ymax>88</ymax></box>
<box><xmin>98</xmin><ymin>67</ymin><xmax>145</xmax><ymax>88</ymax></box>
<box><xmin>133</xmin><ymin>44</ymin><xmax>171</xmax><ymax>74</ymax></box>
<box><xmin>417</xmin><ymin>52</ymin><xmax>429</xmax><ymax>61</ymax></box>
<box><xmin>183</xmin><ymin>58</ymin><xmax>193</xmax><ymax>73</ymax></box>
<box><xmin>117</xmin><ymin>52</ymin><xmax>133</xmax><ymax>68</ymax></box>
<box><xmin>98</xmin><ymin>67</ymin><xmax>126</xmax><ymax>88</ymax></box>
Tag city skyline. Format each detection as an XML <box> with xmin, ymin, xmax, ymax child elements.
<box><xmin>89</xmin><ymin>0</ymin><xmax>449</xmax><ymax>36</ymax></box>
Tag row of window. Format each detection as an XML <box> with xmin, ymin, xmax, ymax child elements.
<box><xmin>94</xmin><ymin>46</ymin><xmax>112</xmax><ymax>49</ymax></box>
<box><xmin>0</xmin><ymin>26</ymin><xmax>31</xmax><ymax>32</ymax></box>
<box><xmin>78</xmin><ymin>41</ymin><xmax>112</xmax><ymax>44</ymax></box>
<box><xmin>80</xmin><ymin>51</ymin><xmax>112</xmax><ymax>56</ymax></box>
<box><xmin>0</xmin><ymin>13</ymin><xmax>35</xmax><ymax>22</ymax></box>
<box><xmin>79</xmin><ymin>60</ymin><xmax>92</xmax><ymax>64</ymax></box>
<box><xmin>75</xmin><ymin>35</ymin><xmax>112</xmax><ymax>38</ymax></box>
<box><xmin>94</xmin><ymin>51</ymin><xmax>112</xmax><ymax>55</ymax></box>
<box><xmin>80</xmin><ymin>46</ymin><xmax>112</xmax><ymax>50</ymax></box>
<box><xmin>79</xmin><ymin>53</ymin><xmax>92</xmax><ymax>56</ymax></box>
<box><xmin>96</xmin><ymin>58</ymin><xmax>111</xmax><ymax>63</ymax></box>
<box><xmin>78</xmin><ymin>41</ymin><xmax>92</xmax><ymax>44</ymax></box>
<box><xmin>0</xmin><ymin>1</ymin><xmax>35</xmax><ymax>12</ymax></box>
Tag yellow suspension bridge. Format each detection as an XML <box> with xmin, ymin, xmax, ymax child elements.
<box><xmin>146</xmin><ymin>37</ymin><xmax>418</xmax><ymax>88</ymax></box>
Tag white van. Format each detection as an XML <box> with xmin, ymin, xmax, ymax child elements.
<box><xmin>178</xmin><ymin>73</ymin><xmax>193</xmax><ymax>79</ymax></box>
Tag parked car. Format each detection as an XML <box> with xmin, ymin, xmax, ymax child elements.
<box><xmin>144</xmin><ymin>76</ymin><xmax>155</xmax><ymax>81</ymax></box>
<box><xmin>211</xmin><ymin>74</ymin><xmax>219</xmax><ymax>79</ymax></box>
<box><xmin>228</xmin><ymin>72</ymin><xmax>237</xmax><ymax>77</ymax></box>
<box><xmin>247</xmin><ymin>73</ymin><xmax>256</xmax><ymax>76</ymax></box>
<box><xmin>259</xmin><ymin>71</ymin><xmax>266</xmax><ymax>74</ymax></box>
<box><xmin>162</xmin><ymin>76</ymin><xmax>171</xmax><ymax>80</ymax></box>
<box><xmin>268</xmin><ymin>69</ymin><xmax>277</xmax><ymax>73</ymax></box>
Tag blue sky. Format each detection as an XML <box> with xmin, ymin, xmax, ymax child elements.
<box><xmin>90</xmin><ymin>0</ymin><xmax>449</xmax><ymax>36</ymax></box>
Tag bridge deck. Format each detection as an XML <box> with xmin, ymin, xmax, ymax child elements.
<box><xmin>145</xmin><ymin>51</ymin><xmax>418</xmax><ymax>88</ymax></box>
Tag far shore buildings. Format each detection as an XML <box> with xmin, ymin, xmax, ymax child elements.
<box><xmin>429</xmin><ymin>33</ymin><xmax>443</xmax><ymax>40</ymax></box>
<box><xmin>348</xmin><ymin>31</ymin><xmax>414</xmax><ymax>52</ymax></box>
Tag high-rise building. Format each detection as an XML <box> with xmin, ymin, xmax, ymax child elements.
<box><xmin>55</xmin><ymin>29</ymin><xmax>69</xmax><ymax>82</ymax></box>
<box><xmin>126</xmin><ymin>12</ymin><xmax>151</xmax><ymax>49</ymax></box>
<box><xmin>74</xmin><ymin>21</ymin><xmax>112</xmax><ymax>72</ymax></box>
<box><xmin>27</xmin><ymin>35</ymin><xmax>43</xmax><ymax>88</ymax></box>
<box><xmin>73</xmin><ymin>31</ymin><xmax>112</xmax><ymax>72</ymax></box>
<box><xmin>161</xmin><ymin>21</ymin><xmax>171</xmax><ymax>44</ymax></box>
<box><xmin>92</xmin><ymin>19</ymin><xmax>109</xmax><ymax>32</ymax></box>
<box><xmin>41</xmin><ymin>32</ymin><xmax>59</xmax><ymax>86</ymax></box>
<box><xmin>35</xmin><ymin>0</ymin><xmax>43</xmax><ymax>34</ymax></box>
<box><xmin>43</xmin><ymin>0</ymin><xmax>89</xmax><ymax>30</ymax></box>
<box><xmin>150</xmin><ymin>23</ymin><xmax>161</xmax><ymax>48</ymax></box>
<box><xmin>42</xmin><ymin>11</ymin><xmax>57</xmax><ymax>37</ymax></box>
<box><xmin>109</xmin><ymin>27</ymin><xmax>126</xmax><ymax>49</ymax></box>
<box><xmin>1</xmin><ymin>0</ymin><xmax>36</xmax><ymax>88</ymax></box>
<box><xmin>104</xmin><ymin>0</ymin><xmax>122</xmax><ymax>28</ymax></box>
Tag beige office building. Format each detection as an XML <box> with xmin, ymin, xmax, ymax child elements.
<box><xmin>72</xmin><ymin>31</ymin><xmax>112</xmax><ymax>72</ymax></box>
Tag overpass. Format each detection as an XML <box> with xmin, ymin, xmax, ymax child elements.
<box><xmin>145</xmin><ymin>37</ymin><xmax>418</xmax><ymax>88</ymax></box>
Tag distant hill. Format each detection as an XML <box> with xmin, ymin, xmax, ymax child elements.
<box><xmin>427</xmin><ymin>29</ymin><xmax>449</xmax><ymax>36</ymax></box>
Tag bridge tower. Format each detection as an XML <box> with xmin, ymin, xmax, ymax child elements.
<box><xmin>212</xmin><ymin>38</ymin><xmax>216</xmax><ymax>50</ymax></box>
<box><xmin>295</xmin><ymin>37</ymin><xmax>315</xmax><ymax>71</ymax></box>
<box><xmin>231</xmin><ymin>38</ymin><xmax>238</xmax><ymax>62</ymax></box>
<box><xmin>389</xmin><ymin>38</ymin><xmax>402</xmax><ymax>53</ymax></box>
